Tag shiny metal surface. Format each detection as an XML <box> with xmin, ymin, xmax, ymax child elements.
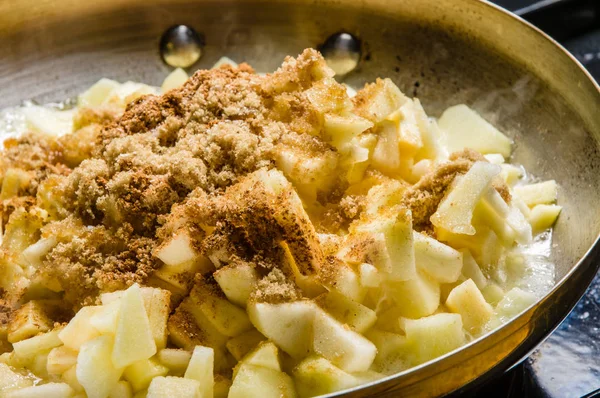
<box><xmin>159</xmin><ymin>25</ymin><xmax>204</xmax><ymax>68</ymax></box>
<box><xmin>0</xmin><ymin>0</ymin><xmax>599</xmax><ymax>396</ymax></box>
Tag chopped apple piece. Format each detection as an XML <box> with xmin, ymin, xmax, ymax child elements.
<box><xmin>112</xmin><ymin>284</ymin><xmax>157</xmax><ymax>368</ymax></box>
<box><xmin>481</xmin><ymin>283</ymin><xmax>505</xmax><ymax>306</ymax></box>
<box><xmin>446</xmin><ymin>279</ymin><xmax>493</xmax><ymax>334</ymax></box>
<box><xmin>212</xmin><ymin>56</ymin><xmax>238</xmax><ymax>69</ymax></box>
<box><xmin>404</xmin><ymin>313</ymin><xmax>466</xmax><ymax>364</ymax></box>
<box><xmin>3</xmin><ymin>382</ymin><xmax>74</xmax><ymax>398</ymax></box>
<box><xmin>13</xmin><ymin>329</ymin><xmax>62</xmax><ymax>362</ymax></box>
<box><xmin>351</xmin><ymin>207</ymin><xmax>416</xmax><ymax>281</ymax></box>
<box><xmin>438</xmin><ymin>104</ymin><xmax>512</xmax><ymax>157</ymax></box>
<box><xmin>239</xmin><ymin>341</ymin><xmax>281</xmax><ymax>372</ymax></box>
<box><xmin>140</xmin><ymin>288</ymin><xmax>171</xmax><ymax>350</ymax></box>
<box><xmin>431</xmin><ymin>161</ymin><xmax>501</xmax><ymax>235</ymax></box>
<box><xmin>318</xmin><ymin>259</ymin><xmax>366</xmax><ymax>302</ymax></box>
<box><xmin>213</xmin><ymin>262</ymin><xmax>259</xmax><ymax>308</ymax></box>
<box><xmin>184</xmin><ymin>346</ymin><xmax>213</xmax><ymax>398</ymax></box>
<box><xmin>146</xmin><ymin>376</ymin><xmax>200</xmax><ymax>398</ymax></box>
<box><xmin>7</xmin><ymin>301</ymin><xmax>54</xmax><ymax>343</ymax></box>
<box><xmin>247</xmin><ymin>300</ymin><xmax>316</xmax><ymax>359</ymax></box>
<box><xmin>124</xmin><ymin>358</ymin><xmax>169</xmax><ymax>392</ymax></box>
<box><xmin>161</xmin><ymin>68</ymin><xmax>188</xmax><ymax>92</ymax></box>
<box><xmin>352</xmin><ymin>78</ymin><xmax>408</xmax><ymax>123</ymax></box>
<box><xmin>47</xmin><ymin>346</ymin><xmax>78</xmax><ymax>375</ymax></box>
<box><xmin>0</xmin><ymin>363</ymin><xmax>33</xmax><ymax>393</ymax></box>
<box><xmin>59</xmin><ymin>306</ymin><xmax>101</xmax><ymax>351</ymax></box>
<box><xmin>77</xmin><ymin>335</ymin><xmax>123</xmax><ymax>398</ymax></box>
<box><xmin>514</xmin><ymin>180</ymin><xmax>558</xmax><ymax>207</ymax></box>
<box><xmin>79</xmin><ymin>78</ymin><xmax>120</xmax><ymax>107</ymax></box>
<box><xmin>109</xmin><ymin>381</ymin><xmax>133</xmax><ymax>398</ymax></box>
<box><xmin>167</xmin><ymin>299</ymin><xmax>228</xmax><ymax>351</ymax></box>
<box><xmin>229</xmin><ymin>364</ymin><xmax>296</xmax><ymax>398</ymax></box>
<box><xmin>461</xmin><ymin>250</ymin><xmax>488</xmax><ymax>289</ymax></box>
<box><xmin>323</xmin><ymin>113</ymin><xmax>373</xmax><ymax>150</ymax></box>
<box><xmin>280</xmin><ymin>241</ymin><xmax>326</xmax><ymax>299</ymax></box>
<box><xmin>312</xmin><ymin>309</ymin><xmax>376</xmax><ymax>372</ymax></box>
<box><xmin>529</xmin><ymin>204</ymin><xmax>562</xmax><ymax>233</ymax></box>
<box><xmin>500</xmin><ymin>164</ymin><xmax>523</xmax><ymax>185</ymax></box>
<box><xmin>21</xmin><ymin>237</ymin><xmax>57</xmax><ymax>268</ymax></box>
<box><xmin>293</xmin><ymin>356</ymin><xmax>359</xmax><ymax>398</ymax></box>
<box><xmin>154</xmin><ymin>230</ymin><xmax>199</xmax><ymax>268</ymax></box>
<box><xmin>384</xmin><ymin>272</ymin><xmax>441</xmax><ymax>318</ymax></box>
<box><xmin>225</xmin><ymin>329</ymin><xmax>266</xmax><ymax>361</ymax></box>
<box><xmin>494</xmin><ymin>287</ymin><xmax>537</xmax><ymax>322</ymax></box>
<box><xmin>365</xmin><ymin>329</ymin><xmax>411</xmax><ymax>374</ymax></box>
<box><xmin>157</xmin><ymin>349</ymin><xmax>192</xmax><ymax>375</ymax></box>
<box><xmin>484</xmin><ymin>154</ymin><xmax>505</xmax><ymax>164</ymax></box>
<box><xmin>22</xmin><ymin>105</ymin><xmax>75</xmax><ymax>137</ymax></box>
<box><xmin>89</xmin><ymin>300</ymin><xmax>120</xmax><ymax>335</ymax></box>
<box><xmin>359</xmin><ymin>263</ymin><xmax>382</xmax><ymax>288</ymax></box>
<box><xmin>479</xmin><ymin>187</ymin><xmax>532</xmax><ymax>245</ymax></box>
<box><xmin>188</xmin><ymin>277</ymin><xmax>252</xmax><ymax>337</ymax></box>
<box><xmin>61</xmin><ymin>366</ymin><xmax>83</xmax><ymax>393</ymax></box>
<box><xmin>314</xmin><ymin>291</ymin><xmax>376</xmax><ymax>333</ymax></box>
<box><xmin>414</xmin><ymin>231</ymin><xmax>463</xmax><ymax>283</ymax></box>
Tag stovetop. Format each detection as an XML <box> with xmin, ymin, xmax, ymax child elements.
<box><xmin>477</xmin><ymin>1</ymin><xmax>600</xmax><ymax>397</ymax></box>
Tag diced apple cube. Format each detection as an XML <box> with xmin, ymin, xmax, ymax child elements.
<box><xmin>446</xmin><ymin>279</ymin><xmax>493</xmax><ymax>334</ymax></box>
<box><xmin>3</xmin><ymin>382</ymin><xmax>74</xmax><ymax>398</ymax></box>
<box><xmin>229</xmin><ymin>364</ymin><xmax>296</xmax><ymax>398</ymax></box>
<box><xmin>323</xmin><ymin>113</ymin><xmax>373</xmax><ymax>150</ymax></box>
<box><xmin>239</xmin><ymin>341</ymin><xmax>280</xmax><ymax>372</ymax></box>
<box><xmin>184</xmin><ymin>346</ymin><xmax>213</xmax><ymax>398</ymax></box>
<box><xmin>140</xmin><ymin>288</ymin><xmax>171</xmax><ymax>350</ymax></box>
<box><xmin>414</xmin><ymin>231</ymin><xmax>463</xmax><ymax>283</ymax></box>
<box><xmin>292</xmin><ymin>356</ymin><xmax>359</xmax><ymax>398</ymax></box>
<box><xmin>359</xmin><ymin>263</ymin><xmax>382</xmax><ymax>288</ymax></box>
<box><xmin>404</xmin><ymin>313</ymin><xmax>466</xmax><ymax>364</ymax></box>
<box><xmin>79</xmin><ymin>78</ymin><xmax>120</xmax><ymax>107</ymax></box>
<box><xmin>314</xmin><ymin>291</ymin><xmax>376</xmax><ymax>333</ymax></box>
<box><xmin>365</xmin><ymin>329</ymin><xmax>411</xmax><ymax>374</ymax></box>
<box><xmin>161</xmin><ymin>68</ymin><xmax>188</xmax><ymax>93</ymax></box>
<box><xmin>438</xmin><ymin>104</ymin><xmax>512</xmax><ymax>157</ymax></box>
<box><xmin>280</xmin><ymin>241</ymin><xmax>326</xmax><ymax>299</ymax></box>
<box><xmin>247</xmin><ymin>300</ymin><xmax>316</xmax><ymax>359</ymax></box>
<box><xmin>529</xmin><ymin>204</ymin><xmax>562</xmax><ymax>234</ymax></box>
<box><xmin>461</xmin><ymin>250</ymin><xmax>488</xmax><ymax>289</ymax></box>
<box><xmin>494</xmin><ymin>287</ymin><xmax>537</xmax><ymax>322</ymax></box>
<box><xmin>47</xmin><ymin>346</ymin><xmax>78</xmax><ymax>375</ymax></box>
<box><xmin>431</xmin><ymin>161</ymin><xmax>501</xmax><ymax>235</ymax></box>
<box><xmin>77</xmin><ymin>335</ymin><xmax>123</xmax><ymax>398</ymax></box>
<box><xmin>61</xmin><ymin>366</ymin><xmax>83</xmax><ymax>393</ymax></box>
<box><xmin>146</xmin><ymin>376</ymin><xmax>200</xmax><ymax>398</ymax></box>
<box><xmin>384</xmin><ymin>272</ymin><xmax>441</xmax><ymax>318</ymax></box>
<box><xmin>484</xmin><ymin>154</ymin><xmax>505</xmax><ymax>164</ymax></box>
<box><xmin>225</xmin><ymin>329</ymin><xmax>266</xmax><ymax>361</ymax></box>
<box><xmin>59</xmin><ymin>306</ymin><xmax>101</xmax><ymax>351</ymax></box>
<box><xmin>22</xmin><ymin>106</ymin><xmax>75</xmax><ymax>137</ymax></box>
<box><xmin>514</xmin><ymin>180</ymin><xmax>558</xmax><ymax>207</ymax></box>
<box><xmin>157</xmin><ymin>349</ymin><xmax>192</xmax><ymax>375</ymax></box>
<box><xmin>312</xmin><ymin>310</ymin><xmax>376</xmax><ymax>372</ymax></box>
<box><xmin>109</xmin><ymin>381</ymin><xmax>133</xmax><ymax>398</ymax></box>
<box><xmin>112</xmin><ymin>284</ymin><xmax>157</xmax><ymax>368</ymax></box>
<box><xmin>352</xmin><ymin>78</ymin><xmax>408</xmax><ymax>123</ymax></box>
<box><xmin>7</xmin><ymin>301</ymin><xmax>54</xmax><ymax>343</ymax></box>
<box><xmin>188</xmin><ymin>277</ymin><xmax>252</xmax><ymax>337</ymax></box>
<box><xmin>21</xmin><ymin>237</ymin><xmax>57</xmax><ymax>268</ymax></box>
<box><xmin>213</xmin><ymin>262</ymin><xmax>259</xmax><ymax>308</ymax></box>
<box><xmin>167</xmin><ymin>300</ymin><xmax>228</xmax><ymax>351</ymax></box>
<box><xmin>0</xmin><ymin>363</ymin><xmax>33</xmax><ymax>393</ymax></box>
<box><xmin>318</xmin><ymin>260</ymin><xmax>366</xmax><ymax>302</ymax></box>
<box><xmin>89</xmin><ymin>300</ymin><xmax>120</xmax><ymax>335</ymax></box>
<box><xmin>500</xmin><ymin>164</ymin><xmax>523</xmax><ymax>185</ymax></box>
<box><xmin>352</xmin><ymin>207</ymin><xmax>416</xmax><ymax>281</ymax></box>
<box><xmin>13</xmin><ymin>329</ymin><xmax>63</xmax><ymax>362</ymax></box>
<box><xmin>154</xmin><ymin>230</ymin><xmax>199</xmax><ymax>267</ymax></box>
<box><xmin>124</xmin><ymin>358</ymin><xmax>169</xmax><ymax>392</ymax></box>
<box><xmin>481</xmin><ymin>283</ymin><xmax>505</xmax><ymax>306</ymax></box>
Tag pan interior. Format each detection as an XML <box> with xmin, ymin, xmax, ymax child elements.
<box><xmin>0</xmin><ymin>0</ymin><xmax>598</xmax><ymax>283</ymax></box>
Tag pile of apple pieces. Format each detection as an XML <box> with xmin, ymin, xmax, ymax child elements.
<box><xmin>0</xmin><ymin>77</ymin><xmax>562</xmax><ymax>398</ymax></box>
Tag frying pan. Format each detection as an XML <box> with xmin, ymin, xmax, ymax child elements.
<box><xmin>0</xmin><ymin>0</ymin><xmax>599</xmax><ymax>396</ymax></box>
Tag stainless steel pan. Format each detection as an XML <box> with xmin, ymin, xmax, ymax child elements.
<box><xmin>0</xmin><ymin>0</ymin><xmax>598</xmax><ymax>396</ymax></box>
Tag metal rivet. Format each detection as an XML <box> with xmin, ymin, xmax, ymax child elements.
<box><xmin>160</xmin><ymin>25</ymin><xmax>204</xmax><ymax>68</ymax></box>
<box><xmin>319</xmin><ymin>32</ymin><xmax>361</xmax><ymax>76</ymax></box>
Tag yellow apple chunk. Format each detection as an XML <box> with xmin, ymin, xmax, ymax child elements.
<box><xmin>225</xmin><ymin>329</ymin><xmax>266</xmax><ymax>361</ymax></box>
<box><xmin>147</xmin><ymin>376</ymin><xmax>200</xmax><ymax>398</ymax></box>
<box><xmin>404</xmin><ymin>313</ymin><xmax>466</xmax><ymax>364</ymax></box>
<box><xmin>229</xmin><ymin>364</ymin><xmax>296</xmax><ymax>398</ymax></box>
<box><xmin>514</xmin><ymin>180</ymin><xmax>558</xmax><ymax>207</ymax></box>
<box><xmin>124</xmin><ymin>358</ymin><xmax>168</xmax><ymax>392</ymax></box>
<box><xmin>413</xmin><ymin>231</ymin><xmax>463</xmax><ymax>283</ymax></box>
<box><xmin>2</xmin><ymin>382</ymin><xmax>74</xmax><ymax>398</ymax></box>
<box><xmin>314</xmin><ymin>291</ymin><xmax>377</xmax><ymax>333</ymax></box>
<box><xmin>184</xmin><ymin>346</ymin><xmax>213</xmax><ymax>398</ymax></box>
<box><xmin>384</xmin><ymin>272</ymin><xmax>441</xmax><ymax>318</ymax></box>
<box><xmin>292</xmin><ymin>356</ymin><xmax>359</xmax><ymax>398</ymax></box>
<box><xmin>431</xmin><ymin>161</ymin><xmax>501</xmax><ymax>235</ymax></box>
<box><xmin>213</xmin><ymin>262</ymin><xmax>259</xmax><ymax>308</ymax></box>
<box><xmin>77</xmin><ymin>335</ymin><xmax>123</xmax><ymax>398</ymax></box>
<box><xmin>529</xmin><ymin>204</ymin><xmax>562</xmax><ymax>234</ymax></box>
<box><xmin>446</xmin><ymin>279</ymin><xmax>493</xmax><ymax>335</ymax></box>
<box><xmin>112</xmin><ymin>284</ymin><xmax>157</xmax><ymax>368</ymax></box>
